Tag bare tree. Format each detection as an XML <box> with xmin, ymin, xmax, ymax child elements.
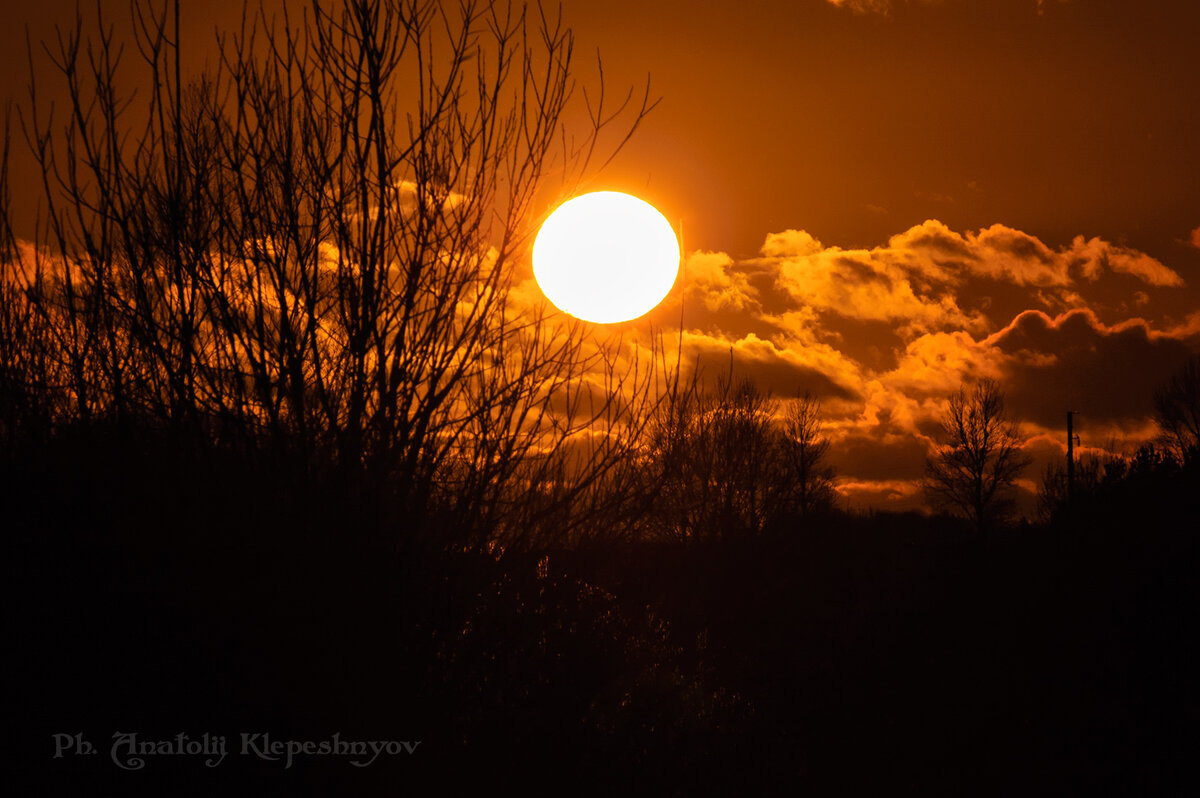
<box><xmin>1154</xmin><ymin>353</ymin><xmax>1200</xmax><ymax>464</ymax></box>
<box><xmin>780</xmin><ymin>390</ymin><xmax>835</xmax><ymax>519</ymax></box>
<box><xmin>643</xmin><ymin>364</ymin><xmax>835</xmax><ymax>541</ymax></box>
<box><xmin>1</xmin><ymin>0</ymin><xmax>664</xmax><ymax>551</ymax></box>
<box><xmin>694</xmin><ymin>372</ymin><xmax>787</xmax><ymax>539</ymax></box>
<box><xmin>923</xmin><ymin>378</ymin><xmax>1031</xmax><ymax>531</ymax></box>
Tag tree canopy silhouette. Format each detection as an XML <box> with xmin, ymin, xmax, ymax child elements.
<box><xmin>1154</xmin><ymin>353</ymin><xmax>1200</xmax><ymax>464</ymax></box>
<box><xmin>923</xmin><ymin>378</ymin><xmax>1031</xmax><ymax>531</ymax></box>
<box><xmin>643</xmin><ymin>363</ymin><xmax>836</xmax><ymax>541</ymax></box>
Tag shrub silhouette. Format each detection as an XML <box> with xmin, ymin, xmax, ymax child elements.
<box><xmin>642</xmin><ymin>362</ymin><xmax>836</xmax><ymax>541</ymax></box>
<box><xmin>1154</xmin><ymin>352</ymin><xmax>1200</xmax><ymax>464</ymax></box>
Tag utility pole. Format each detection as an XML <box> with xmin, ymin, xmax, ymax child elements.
<box><xmin>1066</xmin><ymin>411</ymin><xmax>1078</xmax><ymax>505</ymax></box>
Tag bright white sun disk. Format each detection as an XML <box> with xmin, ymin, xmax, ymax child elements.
<box><xmin>532</xmin><ymin>191</ymin><xmax>679</xmax><ymax>324</ymax></box>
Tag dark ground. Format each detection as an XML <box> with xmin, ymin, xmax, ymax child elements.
<box><xmin>5</xmin><ymin>436</ymin><xmax>1198</xmax><ymax>796</ymax></box>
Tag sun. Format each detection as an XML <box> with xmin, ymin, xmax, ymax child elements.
<box><xmin>532</xmin><ymin>191</ymin><xmax>680</xmax><ymax>324</ymax></box>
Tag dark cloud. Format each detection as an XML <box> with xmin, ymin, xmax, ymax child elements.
<box><xmin>988</xmin><ymin>309</ymin><xmax>1200</xmax><ymax>428</ymax></box>
<box><xmin>838</xmin><ymin>256</ymin><xmax>896</xmax><ymax>289</ymax></box>
<box><xmin>897</xmin><ymin>227</ymin><xmax>976</xmax><ymax>262</ymax></box>
<box><xmin>681</xmin><ymin>332</ymin><xmax>858</xmax><ymax>401</ymax></box>
<box><xmin>830</xmin><ymin>432</ymin><xmax>930</xmax><ymax>482</ymax></box>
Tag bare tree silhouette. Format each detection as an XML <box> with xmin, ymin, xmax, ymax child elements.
<box><xmin>644</xmin><ymin>364</ymin><xmax>835</xmax><ymax>541</ymax></box>
<box><xmin>1154</xmin><ymin>353</ymin><xmax>1200</xmax><ymax>464</ymax></box>
<box><xmin>780</xmin><ymin>390</ymin><xmax>836</xmax><ymax>519</ymax></box>
<box><xmin>0</xmin><ymin>0</ymin><xmax>664</xmax><ymax>550</ymax></box>
<box><xmin>923</xmin><ymin>378</ymin><xmax>1031</xmax><ymax>531</ymax></box>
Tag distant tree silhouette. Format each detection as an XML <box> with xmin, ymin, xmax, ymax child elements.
<box><xmin>644</xmin><ymin>365</ymin><xmax>835</xmax><ymax>541</ymax></box>
<box><xmin>0</xmin><ymin>0</ymin><xmax>661</xmax><ymax>550</ymax></box>
<box><xmin>1154</xmin><ymin>353</ymin><xmax>1200</xmax><ymax>464</ymax></box>
<box><xmin>923</xmin><ymin>378</ymin><xmax>1031</xmax><ymax>532</ymax></box>
<box><xmin>1036</xmin><ymin>455</ymin><xmax>1106</xmax><ymax>524</ymax></box>
<box><xmin>780</xmin><ymin>390</ymin><xmax>836</xmax><ymax>519</ymax></box>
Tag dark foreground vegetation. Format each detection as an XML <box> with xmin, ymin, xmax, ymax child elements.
<box><xmin>6</xmin><ymin>424</ymin><xmax>1198</xmax><ymax>796</ymax></box>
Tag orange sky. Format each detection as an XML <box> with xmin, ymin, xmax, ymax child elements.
<box><xmin>564</xmin><ymin>0</ymin><xmax>1200</xmax><ymax>512</ymax></box>
<box><xmin>4</xmin><ymin>0</ymin><xmax>1198</xmax><ymax>513</ymax></box>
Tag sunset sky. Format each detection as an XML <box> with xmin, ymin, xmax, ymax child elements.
<box><xmin>4</xmin><ymin>0</ymin><xmax>1198</xmax><ymax>513</ymax></box>
<box><xmin>580</xmin><ymin>0</ymin><xmax>1200</xmax><ymax>511</ymax></box>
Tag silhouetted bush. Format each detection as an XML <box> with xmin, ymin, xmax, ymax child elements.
<box><xmin>639</xmin><ymin>365</ymin><xmax>836</xmax><ymax>542</ymax></box>
<box><xmin>1155</xmin><ymin>352</ymin><xmax>1200</xmax><ymax>464</ymax></box>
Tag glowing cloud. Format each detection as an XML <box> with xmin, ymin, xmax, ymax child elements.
<box><xmin>642</xmin><ymin>218</ymin><xmax>1193</xmax><ymax>513</ymax></box>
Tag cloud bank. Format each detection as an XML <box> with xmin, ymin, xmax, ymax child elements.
<box><xmin>659</xmin><ymin>219</ymin><xmax>1197</xmax><ymax>513</ymax></box>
